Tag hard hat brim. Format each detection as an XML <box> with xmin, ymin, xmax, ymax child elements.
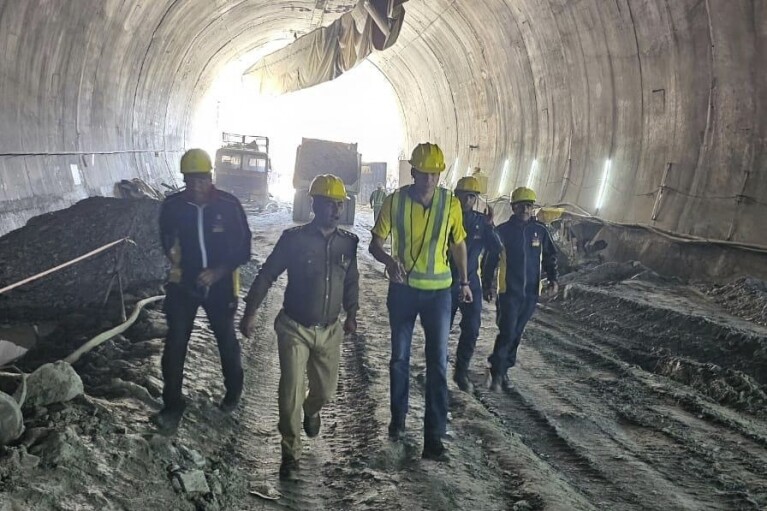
<box><xmin>409</xmin><ymin>163</ymin><xmax>445</xmax><ymax>174</ymax></box>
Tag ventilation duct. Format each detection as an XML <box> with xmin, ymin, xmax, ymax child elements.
<box><xmin>242</xmin><ymin>0</ymin><xmax>407</xmax><ymax>95</ymax></box>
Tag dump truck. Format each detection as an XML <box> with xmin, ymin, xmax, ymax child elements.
<box><xmin>214</xmin><ymin>132</ymin><xmax>274</xmax><ymax>210</ymax></box>
<box><xmin>292</xmin><ymin>138</ymin><xmax>361</xmax><ymax>225</ymax></box>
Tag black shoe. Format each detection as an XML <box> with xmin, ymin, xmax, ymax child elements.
<box><xmin>151</xmin><ymin>403</ymin><xmax>186</xmax><ymax>431</ymax></box>
<box><xmin>303</xmin><ymin>412</ymin><xmax>321</xmax><ymax>438</ymax></box>
<box><xmin>388</xmin><ymin>421</ymin><xmax>405</xmax><ymax>441</ymax></box>
<box><xmin>218</xmin><ymin>397</ymin><xmax>239</xmax><ymax>414</ymax></box>
<box><xmin>279</xmin><ymin>457</ymin><xmax>299</xmax><ymax>480</ymax></box>
<box><xmin>422</xmin><ymin>439</ymin><xmax>449</xmax><ymax>462</ymax></box>
<box><xmin>453</xmin><ymin>371</ymin><xmax>474</xmax><ymax>393</ymax></box>
<box><xmin>501</xmin><ymin>374</ymin><xmax>512</xmax><ymax>391</ymax></box>
<box><xmin>488</xmin><ymin>375</ymin><xmax>503</xmax><ymax>392</ymax></box>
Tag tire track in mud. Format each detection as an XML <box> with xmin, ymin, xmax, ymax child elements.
<box><xmin>470</xmin><ymin>304</ymin><xmax>767</xmax><ymax>510</ymax></box>
<box><xmin>468</xmin><ymin>369</ymin><xmax>643</xmax><ymax>510</ymax></box>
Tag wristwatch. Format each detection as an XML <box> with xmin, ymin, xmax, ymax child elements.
<box><xmin>460</xmin><ymin>282</ymin><xmax>470</xmax><ymax>287</ymax></box>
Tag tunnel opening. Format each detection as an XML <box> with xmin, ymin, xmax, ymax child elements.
<box><xmin>189</xmin><ymin>53</ymin><xmax>406</xmax><ymax>201</ymax></box>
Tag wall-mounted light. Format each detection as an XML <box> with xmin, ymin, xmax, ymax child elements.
<box><xmin>499</xmin><ymin>158</ymin><xmax>510</xmax><ymax>194</ymax></box>
<box><xmin>596</xmin><ymin>159</ymin><xmax>611</xmax><ymax>210</ymax></box>
<box><xmin>526</xmin><ymin>159</ymin><xmax>538</xmax><ymax>189</ymax></box>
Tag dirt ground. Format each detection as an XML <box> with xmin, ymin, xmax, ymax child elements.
<box><xmin>1</xmin><ymin>207</ymin><xmax>766</xmax><ymax>510</ymax></box>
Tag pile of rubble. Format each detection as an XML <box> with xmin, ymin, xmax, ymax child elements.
<box><xmin>701</xmin><ymin>277</ymin><xmax>767</xmax><ymax>326</ymax></box>
<box><xmin>0</xmin><ymin>197</ymin><xmax>167</xmax><ymax>320</ymax></box>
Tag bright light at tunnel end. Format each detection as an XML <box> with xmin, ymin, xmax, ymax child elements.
<box><xmin>595</xmin><ymin>159</ymin><xmax>611</xmax><ymax>211</ymax></box>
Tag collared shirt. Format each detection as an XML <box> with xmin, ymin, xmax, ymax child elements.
<box><xmin>159</xmin><ymin>188</ymin><xmax>251</xmax><ymax>291</ymax></box>
<box><xmin>245</xmin><ymin>223</ymin><xmax>359</xmax><ymax>327</ymax></box>
<box><xmin>450</xmin><ymin>210</ymin><xmax>502</xmax><ymax>283</ymax></box>
<box><xmin>371</xmin><ymin>186</ymin><xmax>466</xmax><ymax>290</ymax></box>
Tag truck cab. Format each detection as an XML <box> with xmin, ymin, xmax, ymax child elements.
<box><xmin>214</xmin><ymin>133</ymin><xmax>272</xmax><ymax>210</ymax></box>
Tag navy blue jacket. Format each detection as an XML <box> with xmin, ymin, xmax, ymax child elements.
<box><xmin>159</xmin><ymin>188</ymin><xmax>251</xmax><ymax>288</ymax></box>
<box><xmin>450</xmin><ymin>210</ymin><xmax>502</xmax><ymax>285</ymax></box>
<box><xmin>482</xmin><ymin>216</ymin><xmax>558</xmax><ymax>298</ymax></box>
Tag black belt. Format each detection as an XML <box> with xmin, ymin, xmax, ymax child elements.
<box><xmin>285</xmin><ymin>311</ymin><xmax>337</xmax><ymax>329</ymax></box>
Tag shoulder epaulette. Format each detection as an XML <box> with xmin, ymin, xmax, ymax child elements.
<box><xmin>283</xmin><ymin>224</ymin><xmax>307</xmax><ymax>235</ymax></box>
<box><xmin>338</xmin><ymin>229</ymin><xmax>359</xmax><ymax>242</ymax></box>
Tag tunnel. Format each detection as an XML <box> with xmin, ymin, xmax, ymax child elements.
<box><xmin>1</xmin><ymin>1</ymin><xmax>767</xmax><ymax>510</ymax></box>
<box><xmin>1</xmin><ymin>0</ymin><xmax>764</xmax><ymax>242</ymax></box>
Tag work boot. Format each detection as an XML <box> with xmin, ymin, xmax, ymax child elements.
<box><xmin>303</xmin><ymin>412</ymin><xmax>321</xmax><ymax>438</ymax></box>
<box><xmin>218</xmin><ymin>394</ymin><xmax>240</xmax><ymax>414</ymax></box>
<box><xmin>151</xmin><ymin>403</ymin><xmax>186</xmax><ymax>432</ymax></box>
<box><xmin>488</xmin><ymin>375</ymin><xmax>503</xmax><ymax>392</ymax></box>
<box><xmin>388</xmin><ymin>420</ymin><xmax>406</xmax><ymax>441</ymax></box>
<box><xmin>453</xmin><ymin>370</ymin><xmax>474</xmax><ymax>393</ymax></box>
<box><xmin>501</xmin><ymin>373</ymin><xmax>512</xmax><ymax>391</ymax></box>
<box><xmin>279</xmin><ymin>457</ymin><xmax>300</xmax><ymax>480</ymax></box>
<box><xmin>422</xmin><ymin>438</ymin><xmax>449</xmax><ymax>462</ymax></box>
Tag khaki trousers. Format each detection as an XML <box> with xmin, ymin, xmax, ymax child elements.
<box><xmin>275</xmin><ymin>310</ymin><xmax>342</xmax><ymax>460</ymax></box>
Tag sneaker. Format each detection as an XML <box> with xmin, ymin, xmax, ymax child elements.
<box><xmin>453</xmin><ymin>371</ymin><xmax>474</xmax><ymax>393</ymax></box>
<box><xmin>279</xmin><ymin>457</ymin><xmax>300</xmax><ymax>480</ymax></box>
<box><xmin>303</xmin><ymin>412</ymin><xmax>321</xmax><ymax>438</ymax></box>
<box><xmin>422</xmin><ymin>439</ymin><xmax>449</xmax><ymax>462</ymax></box>
<box><xmin>488</xmin><ymin>375</ymin><xmax>503</xmax><ymax>392</ymax></box>
<box><xmin>151</xmin><ymin>403</ymin><xmax>186</xmax><ymax>431</ymax></box>
<box><xmin>388</xmin><ymin>421</ymin><xmax>406</xmax><ymax>441</ymax></box>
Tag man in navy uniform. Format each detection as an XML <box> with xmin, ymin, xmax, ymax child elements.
<box><xmin>482</xmin><ymin>186</ymin><xmax>558</xmax><ymax>391</ymax></box>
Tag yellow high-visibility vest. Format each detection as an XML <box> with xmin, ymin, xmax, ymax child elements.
<box><xmin>391</xmin><ymin>187</ymin><xmax>454</xmax><ymax>290</ymax></box>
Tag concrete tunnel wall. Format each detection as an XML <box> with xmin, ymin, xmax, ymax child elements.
<box><xmin>0</xmin><ymin>1</ymin><xmax>764</xmax><ymax>245</ymax></box>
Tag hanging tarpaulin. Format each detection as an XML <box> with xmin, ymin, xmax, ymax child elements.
<box><xmin>242</xmin><ymin>0</ymin><xmax>407</xmax><ymax>95</ymax></box>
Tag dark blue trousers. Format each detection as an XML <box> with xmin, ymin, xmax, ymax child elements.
<box><xmin>387</xmin><ymin>283</ymin><xmax>451</xmax><ymax>441</ymax></box>
<box><xmin>162</xmin><ymin>282</ymin><xmax>243</xmax><ymax>409</ymax></box>
<box><xmin>488</xmin><ymin>293</ymin><xmax>537</xmax><ymax>377</ymax></box>
<box><xmin>450</xmin><ymin>277</ymin><xmax>483</xmax><ymax>373</ymax></box>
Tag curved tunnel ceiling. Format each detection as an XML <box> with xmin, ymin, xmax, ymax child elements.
<box><xmin>0</xmin><ymin>0</ymin><xmax>764</xmax><ymax>244</ymax></box>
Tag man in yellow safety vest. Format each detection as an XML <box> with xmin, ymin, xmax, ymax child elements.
<box><xmin>369</xmin><ymin>142</ymin><xmax>471</xmax><ymax>462</ymax></box>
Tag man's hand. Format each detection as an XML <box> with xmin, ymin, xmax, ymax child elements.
<box><xmin>548</xmin><ymin>281</ymin><xmax>559</xmax><ymax>298</ymax></box>
<box><xmin>239</xmin><ymin>310</ymin><xmax>258</xmax><ymax>338</ymax></box>
<box><xmin>484</xmin><ymin>205</ymin><xmax>495</xmax><ymax>225</ymax></box>
<box><xmin>458</xmin><ymin>284</ymin><xmax>473</xmax><ymax>303</ymax></box>
<box><xmin>197</xmin><ymin>267</ymin><xmax>228</xmax><ymax>287</ymax></box>
<box><xmin>483</xmin><ymin>288</ymin><xmax>496</xmax><ymax>303</ymax></box>
<box><xmin>386</xmin><ymin>258</ymin><xmax>406</xmax><ymax>284</ymax></box>
<box><xmin>344</xmin><ymin>314</ymin><xmax>357</xmax><ymax>334</ymax></box>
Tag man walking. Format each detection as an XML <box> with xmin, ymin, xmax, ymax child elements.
<box><xmin>240</xmin><ymin>175</ymin><xmax>359</xmax><ymax>480</ymax></box>
<box><xmin>482</xmin><ymin>187</ymin><xmax>558</xmax><ymax>391</ymax></box>
<box><xmin>369</xmin><ymin>143</ymin><xmax>471</xmax><ymax>462</ymax></box>
<box><xmin>451</xmin><ymin>177</ymin><xmax>502</xmax><ymax>393</ymax></box>
<box><xmin>153</xmin><ymin>148</ymin><xmax>252</xmax><ymax>431</ymax></box>
<box><xmin>369</xmin><ymin>183</ymin><xmax>387</xmax><ymax>221</ymax></box>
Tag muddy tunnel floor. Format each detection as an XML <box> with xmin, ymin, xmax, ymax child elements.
<box><xmin>2</xmin><ymin>208</ymin><xmax>766</xmax><ymax>510</ymax></box>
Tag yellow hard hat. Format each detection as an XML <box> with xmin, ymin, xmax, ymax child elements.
<box><xmin>536</xmin><ymin>207</ymin><xmax>565</xmax><ymax>224</ymax></box>
<box><xmin>511</xmin><ymin>187</ymin><xmax>537</xmax><ymax>204</ymax></box>
<box><xmin>455</xmin><ymin>176</ymin><xmax>482</xmax><ymax>194</ymax></box>
<box><xmin>309</xmin><ymin>174</ymin><xmax>347</xmax><ymax>201</ymax></box>
<box><xmin>409</xmin><ymin>143</ymin><xmax>446</xmax><ymax>173</ymax></box>
<box><xmin>180</xmin><ymin>148</ymin><xmax>212</xmax><ymax>174</ymax></box>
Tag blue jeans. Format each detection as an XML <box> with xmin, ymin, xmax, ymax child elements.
<box><xmin>450</xmin><ymin>276</ymin><xmax>483</xmax><ymax>373</ymax></box>
<box><xmin>488</xmin><ymin>293</ymin><xmax>537</xmax><ymax>376</ymax></box>
<box><xmin>387</xmin><ymin>283</ymin><xmax>451</xmax><ymax>441</ymax></box>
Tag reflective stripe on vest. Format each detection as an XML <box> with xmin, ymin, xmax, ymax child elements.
<box><xmin>391</xmin><ymin>187</ymin><xmax>453</xmax><ymax>290</ymax></box>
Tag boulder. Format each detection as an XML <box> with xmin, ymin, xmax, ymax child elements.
<box><xmin>0</xmin><ymin>391</ymin><xmax>23</xmax><ymax>445</ymax></box>
<box><xmin>24</xmin><ymin>361</ymin><xmax>83</xmax><ymax>408</ymax></box>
